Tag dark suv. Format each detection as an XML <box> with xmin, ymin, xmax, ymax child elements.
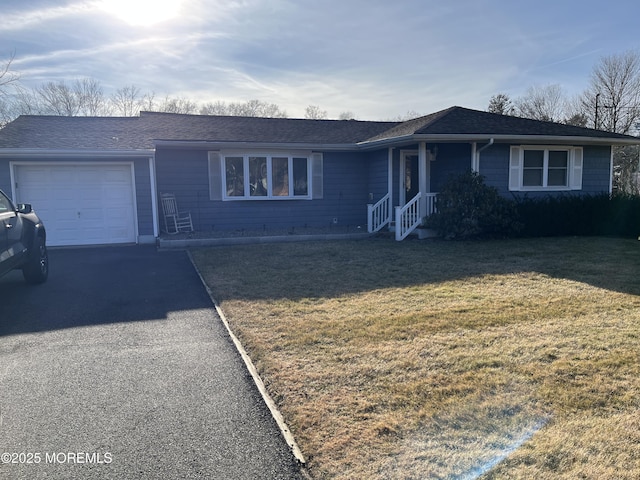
<box><xmin>0</xmin><ymin>189</ymin><xmax>48</xmax><ymax>284</ymax></box>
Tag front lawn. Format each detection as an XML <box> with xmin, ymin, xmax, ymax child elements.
<box><xmin>191</xmin><ymin>237</ymin><xmax>640</xmax><ymax>479</ymax></box>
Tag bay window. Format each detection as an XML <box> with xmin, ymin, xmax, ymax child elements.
<box><xmin>208</xmin><ymin>151</ymin><xmax>322</xmax><ymax>200</ymax></box>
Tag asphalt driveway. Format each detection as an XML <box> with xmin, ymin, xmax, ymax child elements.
<box><xmin>0</xmin><ymin>246</ymin><xmax>302</xmax><ymax>480</ymax></box>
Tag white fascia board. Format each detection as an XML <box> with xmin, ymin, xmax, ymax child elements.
<box><xmin>357</xmin><ymin>134</ymin><xmax>640</xmax><ymax>148</ymax></box>
<box><xmin>0</xmin><ymin>148</ymin><xmax>155</xmax><ymax>158</ymax></box>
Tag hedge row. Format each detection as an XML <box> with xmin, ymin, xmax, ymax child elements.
<box><xmin>515</xmin><ymin>193</ymin><xmax>640</xmax><ymax>238</ymax></box>
<box><xmin>425</xmin><ymin>172</ymin><xmax>640</xmax><ymax>239</ymax></box>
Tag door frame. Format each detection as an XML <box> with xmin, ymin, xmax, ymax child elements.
<box><xmin>399</xmin><ymin>149</ymin><xmax>419</xmax><ymax>206</ymax></box>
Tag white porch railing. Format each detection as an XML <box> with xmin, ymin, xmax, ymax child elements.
<box><xmin>394</xmin><ymin>192</ymin><xmax>439</xmax><ymax>241</ymax></box>
<box><xmin>395</xmin><ymin>192</ymin><xmax>422</xmax><ymax>241</ymax></box>
<box><xmin>425</xmin><ymin>192</ymin><xmax>438</xmax><ymax>217</ymax></box>
<box><xmin>367</xmin><ymin>193</ymin><xmax>391</xmax><ymax>233</ymax></box>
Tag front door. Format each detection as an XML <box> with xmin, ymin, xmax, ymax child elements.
<box><xmin>400</xmin><ymin>151</ymin><xmax>419</xmax><ymax>205</ymax></box>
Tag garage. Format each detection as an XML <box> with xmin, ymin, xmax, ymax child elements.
<box><xmin>13</xmin><ymin>163</ymin><xmax>137</xmax><ymax>247</ymax></box>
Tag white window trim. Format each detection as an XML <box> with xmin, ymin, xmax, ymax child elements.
<box><xmin>509</xmin><ymin>145</ymin><xmax>583</xmax><ymax>192</ymax></box>
<box><xmin>217</xmin><ymin>151</ymin><xmax>316</xmax><ymax>201</ymax></box>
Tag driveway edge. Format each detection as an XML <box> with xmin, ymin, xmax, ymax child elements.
<box><xmin>187</xmin><ymin>250</ymin><xmax>307</xmax><ymax>467</ymax></box>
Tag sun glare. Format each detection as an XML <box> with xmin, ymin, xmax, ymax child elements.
<box><xmin>100</xmin><ymin>0</ymin><xmax>182</xmax><ymax>27</ymax></box>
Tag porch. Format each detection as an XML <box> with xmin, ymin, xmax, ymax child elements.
<box><xmin>366</xmin><ymin>142</ymin><xmax>440</xmax><ymax>241</ymax></box>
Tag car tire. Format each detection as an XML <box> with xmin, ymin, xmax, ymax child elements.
<box><xmin>23</xmin><ymin>235</ymin><xmax>48</xmax><ymax>284</ymax></box>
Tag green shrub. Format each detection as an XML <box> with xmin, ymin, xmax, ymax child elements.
<box><xmin>424</xmin><ymin>171</ymin><xmax>521</xmax><ymax>239</ymax></box>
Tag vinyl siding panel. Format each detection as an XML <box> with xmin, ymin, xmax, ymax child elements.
<box><xmin>430</xmin><ymin>143</ymin><xmax>472</xmax><ymax>192</ymax></box>
<box><xmin>0</xmin><ymin>160</ymin><xmax>11</xmax><ymax>194</ymax></box>
<box><xmin>581</xmin><ymin>145</ymin><xmax>611</xmax><ymax>193</ymax></box>
<box><xmin>479</xmin><ymin>144</ymin><xmax>511</xmax><ymax>195</ymax></box>
<box><xmin>133</xmin><ymin>157</ymin><xmax>154</xmax><ymax>236</ymax></box>
<box><xmin>365</xmin><ymin>149</ymin><xmax>389</xmax><ymax>203</ymax></box>
<box><xmin>480</xmin><ymin>144</ymin><xmax>611</xmax><ymax>198</ymax></box>
<box><xmin>155</xmin><ymin>148</ymin><xmax>371</xmax><ymax>232</ymax></box>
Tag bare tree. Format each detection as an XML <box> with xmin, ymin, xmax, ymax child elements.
<box><xmin>583</xmin><ymin>50</ymin><xmax>640</xmax><ymax>134</ymax></box>
<box><xmin>514</xmin><ymin>84</ymin><xmax>567</xmax><ymax>122</ymax></box>
<box><xmin>35</xmin><ymin>81</ymin><xmax>80</xmax><ymax>116</ymax></box>
<box><xmin>0</xmin><ymin>52</ymin><xmax>19</xmax><ymax>96</ymax></box>
<box><xmin>0</xmin><ymin>52</ymin><xmax>22</xmax><ymax>126</ymax></box>
<box><xmin>75</xmin><ymin>78</ymin><xmax>110</xmax><ymax>116</ymax></box>
<box><xmin>305</xmin><ymin>105</ymin><xmax>327</xmax><ymax>120</ymax></box>
<box><xmin>200</xmin><ymin>99</ymin><xmax>287</xmax><ymax>118</ymax></box>
<box><xmin>111</xmin><ymin>85</ymin><xmax>143</xmax><ymax>116</ymax></box>
<box><xmin>200</xmin><ymin>100</ymin><xmax>230</xmax><ymax>116</ymax></box>
<box><xmin>386</xmin><ymin>110</ymin><xmax>423</xmax><ymax>122</ymax></box>
<box><xmin>157</xmin><ymin>95</ymin><xmax>199</xmax><ymax>114</ymax></box>
<box><xmin>578</xmin><ymin>51</ymin><xmax>640</xmax><ymax>193</ymax></box>
<box><xmin>229</xmin><ymin>99</ymin><xmax>287</xmax><ymax>117</ymax></box>
<box><xmin>338</xmin><ymin>111</ymin><xmax>356</xmax><ymax>120</ymax></box>
<box><xmin>487</xmin><ymin>93</ymin><xmax>515</xmax><ymax>115</ymax></box>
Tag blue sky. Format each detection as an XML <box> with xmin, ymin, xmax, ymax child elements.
<box><xmin>2</xmin><ymin>0</ymin><xmax>639</xmax><ymax>119</ymax></box>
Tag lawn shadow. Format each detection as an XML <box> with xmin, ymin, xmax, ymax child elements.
<box><xmin>192</xmin><ymin>236</ymin><xmax>640</xmax><ymax>302</ymax></box>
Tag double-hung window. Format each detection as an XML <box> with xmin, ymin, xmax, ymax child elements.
<box><xmin>208</xmin><ymin>151</ymin><xmax>323</xmax><ymax>200</ymax></box>
<box><xmin>510</xmin><ymin>146</ymin><xmax>582</xmax><ymax>191</ymax></box>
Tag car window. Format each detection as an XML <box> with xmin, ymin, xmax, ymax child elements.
<box><xmin>0</xmin><ymin>191</ymin><xmax>13</xmax><ymax>213</ymax></box>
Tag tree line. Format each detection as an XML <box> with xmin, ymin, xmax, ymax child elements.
<box><xmin>0</xmin><ymin>54</ymin><xmax>349</xmax><ymax>124</ymax></box>
<box><xmin>487</xmin><ymin>50</ymin><xmax>640</xmax><ymax>136</ymax></box>
<box><xmin>1</xmin><ymin>49</ymin><xmax>638</xmax><ymax>191</ymax></box>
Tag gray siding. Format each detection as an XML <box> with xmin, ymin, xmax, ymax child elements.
<box><xmin>155</xmin><ymin>148</ymin><xmax>371</xmax><ymax>232</ymax></box>
<box><xmin>430</xmin><ymin>143</ymin><xmax>472</xmax><ymax>192</ymax></box>
<box><xmin>133</xmin><ymin>157</ymin><xmax>154</xmax><ymax>236</ymax></box>
<box><xmin>365</xmin><ymin>149</ymin><xmax>389</xmax><ymax>203</ymax></box>
<box><xmin>479</xmin><ymin>144</ymin><xmax>510</xmax><ymax>194</ymax></box>
<box><xmin>0</xmin><ymin>160</ymin><xmax>11</xmax><ymax>194</ymax></box>
<box><xmin>480</xmin><ymin>144</ymin><xmax>612</xmax><ymax>198</ymax></box>
<box><xmin>582</xmin><ymin>145</ymin><xmax>611</xmax><ymax>193</ymax></box>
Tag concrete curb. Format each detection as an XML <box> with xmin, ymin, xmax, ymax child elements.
<box><xmin>159</xmin><ymin>232</ymin><xmax>371</xmax><ymax>249</ymax></box>
<box><xmin>187</xmin><ymin>251</ymin><xmax>307</xmax><ymax>467</ymax></box>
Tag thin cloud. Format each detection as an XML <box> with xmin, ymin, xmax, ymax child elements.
<box><xmin>0</xmin><ymin>1</ymin><xmax>97</xmax><ymax>32</ymax></box>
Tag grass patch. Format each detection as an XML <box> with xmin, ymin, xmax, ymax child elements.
<box><xmin>191</xmin><ymin>237</ymin><xmax>640</xmax><ymax>479</ymax></box>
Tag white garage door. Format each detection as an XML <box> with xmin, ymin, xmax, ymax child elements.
<box><xmin>14</xmin><ymin>164</ymin><xmax>137</xmax><ymax>246</ymax></box>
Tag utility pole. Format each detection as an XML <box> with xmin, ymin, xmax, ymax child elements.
<box><xmin>595</xmin><ymin>93</ymin><xmax>600</xmax><ymax>129</ymax></box>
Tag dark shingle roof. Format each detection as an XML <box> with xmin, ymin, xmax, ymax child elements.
<box><xmin>0</xmin><ymin>107</ymin><xmax>636</xmax><ymax>151</ymax></box>
<box><xmin>363</xmin><ymin>106</ymin><xmax>637</xmax><ymax>143</ymax></box>
<box><xmin>0</xmin><ymin>116</ymin><xmax>152</xmax><ymax>150</ymax></box>
<box><xmin>140</xmin><ymin>111</ymin><xmax>399</xmax><ymax>145</ymax></box>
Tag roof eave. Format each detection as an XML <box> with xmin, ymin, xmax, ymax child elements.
<box><xmin>153</xmin><ymin>140</ymin><xmax>362</xmax><ymax>151</ymax></box>
<box><xmin>358</xmin><ymin>133</ymin><xmax>640</xmax><ymax>148</ymax></box>
<box><xmin>0</xmin><ymin>148</ymin><xmax>155</xmax><ymax>158</ymax></box>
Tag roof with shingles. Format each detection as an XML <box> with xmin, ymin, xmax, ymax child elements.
<box><xmin>362</xmin><ymin>106</ymin><xmax>638</xmax><ymax>142</ymax></box>
<box><xmin>0</xmin><ymin>106</ymin><xmax>636</xmax><ymax>151</ymax></box>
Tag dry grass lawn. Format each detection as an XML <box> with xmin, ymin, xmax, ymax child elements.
<box><xmin>191</xmin><ymin>236</ymin><xmax>640</xmax><ymax>479</ymax></box>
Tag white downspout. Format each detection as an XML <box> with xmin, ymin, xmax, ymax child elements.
<box><xmin>471</xmin><ymin>142</ymin><xmax>477</xmax><ymax>172</ymax></box>
<box><xmin>388</xmin><ymin>147</ymin><xmax>393</xmax><ymax>203</ymax></box>
<box><xmin>475</xmin><ymin>138</ymin><xmax>494</xmax><ymax>173</ymax></box>
<box><xmin>419</xmin><ymin>142</ymin><xmax>427</xmax><ymax>218</ymax></box>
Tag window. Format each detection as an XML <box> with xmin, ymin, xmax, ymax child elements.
<box><xmin>509</xmin><ymin>146</ymin><xmax>582</xmax><ymax>191</ymax></box>
<box><xmin>209</xmin><ymin>151</ymin><xmax>322</xmax><ymax>200</ymax></box>
<box><xmin>0</xmin><ymin>190</ymin><xmax>13</xmax><ymax>213</ymax></box>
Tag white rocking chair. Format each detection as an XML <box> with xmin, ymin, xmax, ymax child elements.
<box><xmin>160</xmin><ymin>193</ymin><xmax>194</xmax><ymax>234</ymax></box>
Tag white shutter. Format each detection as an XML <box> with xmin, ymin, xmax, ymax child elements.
<box><xmin>208</xmin><ymin>151</ymin><xmax>223</xmax><ymax>200</ymax></box>
<box><xmin>311</xmin><ymin>152</ymin><xmax>323</xmax><ymax>199</ymax></box>
<box><xmin>570</xmin><ymin>147</ymin><xmax>583</xmax><ymax>190</ymax></box>
<box><xmin>509</xmin><ymin>146</ymin><xmax>522</xmax><ymax>191</ymax></box>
